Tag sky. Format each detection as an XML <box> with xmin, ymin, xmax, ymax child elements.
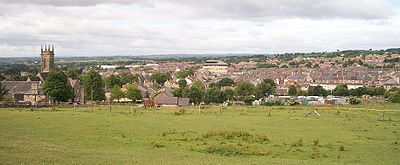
<box><xmin>0</xmin><ymin>0</ymin><xmax>399</xmax><ymax>57</ymax></box>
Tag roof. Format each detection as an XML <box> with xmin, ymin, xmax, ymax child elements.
<box><xmin>154</xmin><ymin>94</ymin><xmax>178</xmax><ymax>105</ymax></box>
<box><xmin>1</xmin><ymin>81</ymin><xmax>43</xmax><ymax>94</ymax></box>
<box><xmin>178</xmin><ymin>98</ymin><xmax>190</xmax><ymax>107</ymax></box>
<box><xmin>38</xmin><ymin>72</ymin><xmax>49</xmax><ymax>81</ymax></box>
<box><xmin>28</xmin><ymin>76</ymin><xmax>41</xmax><ymax>81</ymax></box>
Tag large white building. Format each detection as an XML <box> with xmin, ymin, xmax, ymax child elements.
<box><xmin>202</xmin><ymin>60</ymin><xmax>229</xmax><ymax>75</ymax></box>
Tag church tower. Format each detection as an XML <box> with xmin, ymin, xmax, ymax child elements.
<box><xmin>40</xmin><ymin>45</ymin><xmax>55</xmax><ymax>73</ymax></box>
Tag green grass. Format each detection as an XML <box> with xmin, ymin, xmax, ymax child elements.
<box><xmin>0</xmin><ymin>105</ymin><xmax>399</xmax><ymax>164</ymax></box>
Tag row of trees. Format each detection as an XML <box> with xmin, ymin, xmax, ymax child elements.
<box><xmin>287</xmin><ymin>84</ymin><xmax>387</xmax><ymax>97</ymax></box>
<box><xmin>172</xmin><ymin>78</ymin><xmax>277</xmax><ymax>105</ymax></box>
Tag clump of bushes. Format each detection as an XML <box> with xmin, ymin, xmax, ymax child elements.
<box><xmin>202</xmin><ymin>130</ymin><xmax>269</xmax><ymax>143</ymax></box>
<box><xmin>262</xmin><ymin>100</ymin><xmax>283</xmax><ymax>106</ymax></box>
<box><xmin>313</xmin><ymin>139</ymin><xmax>319</xmax><ymax>146</ymax></box>
<box><xmin>349</xmin><ymin>97</ymin><xmax>361</xmax><ymax>105</ymax></box>
<box><xmin>151</xmin><ymin>140</ymin><xmax>165</xmax><ymax>148</ymax></box>
<box><xmin>291</xmin><ymin>138</ymin><xmax>303</xmax><ymax>147</ymax></box>
<box><xmin>205</xmin><ymin>144</ymin><xmax>244</xmax><ymax>156</ymax></box>
<box><xmin>339</xmin><ymin>145</ymin><xmax>345</xmax><ymax>151</ymax></box>
<box><xmin>310</xmin><ymin>146</ymin><xmax>320</xmax><ymax>159</ymax></box>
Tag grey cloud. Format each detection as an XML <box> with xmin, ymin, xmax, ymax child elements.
<box><xmin>0</xmin><ymin>0</ymin><xmax>150</xmax><ymax>6</ymax></box>
<box><xmin>169</xmin><ymin>0</ymin><xmax>395</xmax><ymax>20</ymax></box>
<box><xmin>0</xmin><ymin>0</ymin><xmax>395</xmax><ymax>19</ymax></box>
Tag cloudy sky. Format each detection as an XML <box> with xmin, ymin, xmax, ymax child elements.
<box><xmin>0</xmin><ymin>0</ymin><xmax>399</xmax><ymax>57</ymax></box>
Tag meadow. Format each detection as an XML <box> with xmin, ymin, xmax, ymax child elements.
<box><xmin>0</xmin><ymin>104</ymin><xmax>399</xmax><ymax>164</ymax></box>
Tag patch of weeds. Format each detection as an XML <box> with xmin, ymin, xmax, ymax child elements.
<box><xmin>161</xmin><ymin>129</ymin><xmax>177</xmax><ymax>137</ymax></box>
<box><xmin>202</xmin><ymin>130</ymin><xmax>269</xmax><ymax>143</ymax></box>
<box><xmin>205</xmin><ymin>144</ymin><xmax>244</xmax><ymax>156</ymax></box>
<box><xmin>325</xmin><ymin>143</ymin><xmax>333</xmax><ymax>150</ymax></box>
<box><xmin>151</xmin><ymin>140</ymin><xmax>165</xmax><ymax>148</ymax></box>
<box><xmin>339</xmin><ymin>145</ymin><xmax>345</xmax><ymax>151</ymax></box>
<box><xmin>310</xmin><ymin>146</ymin><xmax>320</xmax><ymax>159</ymax></box>
<box><xmin>313</xmin><ymin>139</ymin><xmax>319</xmax><ymax>146</ymax></box>
<box><xmin>291</xmin><ymin>138</ymin><xmax>303</xmax><ymax>147</ymax></box>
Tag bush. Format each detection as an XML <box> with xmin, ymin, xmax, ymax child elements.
<box><xmin>291</xmin><ymin>138</ymin><xmax>303</xmax><ymax>147</ymax></box>
<box><xmin>339</xmin><ymin>145</ymin><xmax>345</xmax><ymax>151</ymax></box>
<box><xmin>151</xmin><ymin>140</ymin><xmax>165</xmax><ymax>148</ymax></box>
<box><xmin>206</xmin><ymin>144</ymin><xmax>244</xmax><ymax>156</ymax></box>
<box><xmin>349</xmin><ymin>97</ymin><xmax>361</xmax><ymax>105</ymax></box>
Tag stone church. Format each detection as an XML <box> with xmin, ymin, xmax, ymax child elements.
<box><xmin>2</xmin><ymin>45</ymin><xmax>85</xmax><ymax>105</ymax></box>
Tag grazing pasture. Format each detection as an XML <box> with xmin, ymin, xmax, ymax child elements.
<box><xmin>0</xmin><ymin>105</ymin><xmax>399</xmax><ymax>164</ymax></box>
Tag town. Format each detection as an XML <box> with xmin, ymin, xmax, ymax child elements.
<box><xmin>1</xmin><ymin>46</ymin><xmax>400</xmax><ymax>107</ymax></box>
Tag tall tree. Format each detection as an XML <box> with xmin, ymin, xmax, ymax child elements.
<box><xmin>235</xmin><ymin>82</ymin><xmax>255</xmax><ymax>104</ymax></box>
<box><xmin>0</xmin><ymin>83</ymin><xmax>8</xmax><ymax>101</ymax></box>
<box><xmin>44</xmin><ymin>71</ymin><xmax>74</xmax><ymax>103</ymax></box>
<box><xmin>178</xmin><ymin>79</ymin><xmax>187</xmax><ymax>88</ymax></box>
<box><xmin>126</xmin><ymin>85</ymin><xmax>142</xmax><ymax>104</ymax></box>
<box><xmin>150</xmin><ymin>72</ymin><xmax>171</xmax><ymax>85</ymax></box>
<box><xmin>121</xmin><ymin>74</ymin><xmax>138</xmax><ymax>84</ymax></box>
<box><xmin>188</xmin><ymin>87</ymin><xmax>204</xmax><ymax>105</ymax></box>
<box><xmin>104</xmin><ymin>75</ymin><xmax>122</xmax><ymax>88</ymax></box>
<box><xmin>255</xmin><ymin>79</ymin><xmax>276</xmax><ymax>99</ymax></box>
<box><xmin>216</xmin><ymin>78</ymin><xmax>235</xmax><ymax>87</ymax></box>
<box><xmin>288</xmin><ymin>85</ymin><xmax>297</xmax><ymax>96</ymax></box>
<box><xmin>110</xmin><ymin>85</ymin><xmax>125</xmax><ymax>102</ymax></box>
<box><xmin>307</xmin><ymin>85</ymin><xmax>327</xmax><ymax>96</ymax></box>
<box><xmin>66</xmin><ymin>68</ymin><xmax>80</xmax><ymax>80</ymax></box>
<box><xmin>81</xmin><ymin>69</ymin><xmax>105</xmax><ymax>101</ymax></box>
<box><xmin>333</xmin><ymin>84</ymin><xmax>348</xmax><ymax>96</ymax></box>
<box><xmin>389</xmin><ymin>90</ymin><xmax>400</xmax><ymax>103</ymax></box>
<box><xmin>204</xmin><ymin>87</ymin><xmax>223</xmax><ymax>104</ymax></box>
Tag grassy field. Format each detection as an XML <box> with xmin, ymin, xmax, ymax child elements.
<box><xmin>0</xmin><ymin>105</ymin><xmax>399</xmax><ymax>164</ymax></box>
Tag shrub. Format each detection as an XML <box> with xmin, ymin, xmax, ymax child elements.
<box><xmin>339</xmin><ymin>145</ymin><xmax>345</xmax><ymax>151</ymax></box>
<box><xmin>313</xmin><ymin>139</ymin><xmax>319</xmax><ymax>146</ymax></box>
<box><xmin>349</xmin><ymin>97</ymin><xmax>361</xmax><ymax>105</ymax></box>
<box><xmin>206</xmin><ymin>144</ymin><xmax>244</xmax><ymax>156</ymax></box>
<box><xmin>151</xmin><ymin>140</ymin><xmax>165</xmax><ymax>148</ymax></box>
<box><xmin>291</xmin><ymin>138</ymin><xmax>303</xmax><ymax>147</ymax></box>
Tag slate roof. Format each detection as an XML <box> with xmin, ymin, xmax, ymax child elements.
<box><xmin>1</xmin><ymin>81</ymin><xmax>43</xmax><ymax>94</ymax></box>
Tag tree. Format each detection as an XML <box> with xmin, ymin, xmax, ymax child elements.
<box><xmin>150</xmin><ymin>72</ymin><xmax>171</xmax><ymax>85</ymax></box>
<box><xmin>333</xmin><ymin>84</ymin><xmax>348</xmax><ymax>96</ymax></box>
<box><xmin>221</xmin><ymin>89</ymin><xmax>235</xmax><ymax>102</ymax></box>
<box><xmin>288</xmin><ymin>85</ymin><xmax>297</xmax><ymax>96</ymax></box>
<box><xmin>235</xmin><ymin>82</ymin><xmax>255</xmax><ymax>104</ymax></box>
<box><xmin>104</xmin><ymin>75</ymin><xmax>122</xmax><ymax>88</ymax></box>
<box><xmin>307</xmin><ymin>85</ymin><xmax>327</xmax><ymax>96</ymax></box>
<box><xmin>121</xmin><ymin>74</ymin><xmax>138</xmax><ymax>84</ymax></box>
<box><xmin>0</xmin><ymin>83</ymin><xmax>8</xmax><ymax>101</ymax></box>
<box><xmin>178</xmin><ymin>79</ymin><xmax>187</xmax><ymax>88</ymax></box>
<box><xmin>349</xmin><ymin>97</ymin><xmax>361</xmax><ymax>105</ymax></box>
<box><xmin>81</xmin><ymin>69</ymin><xmax>105</xmax><ymax>101</ymax></box>
<box><xmin>389</xmin><ymin>90</ymin><xmax>400</xmax><ymax>103</ymax></box>
<box><xmin>176</xmin><ymin>69</ymin><xmax>194</xmax><ymax>79</ymax></box>
<box><xmin>255</xmin><ymin>79</ymin><xmax>276</xmax><ymax>99</ymax></box>
<box><xmin>204</xmin><ymin>87</ymin><xmax>223</xmax><ymax>104</ymax></box>
<box><xmin>188</xmin><ymin>86</ymin><xmax>204</xmax><ymax>105</ymax></box>
<box><xmin>66</xmin><ymin>68</ymin><xmax>80</xmax><ymax>80</ymax></box>
<box><xmin>216</xmin><ymin>78</ymin><xmax>235</xmax><ymax>87</ymax></box>
<box><xmin>126</xmin><ymin>85</ymin><xmax>142</xmax><ymax>103</ymax></box>
<box><xmin>43</xmin><ymin>71</ymin><xmax>74</xmax><ymax>103</ymax></box>
<box><xmin>110</xmin><ymin>85</ymin><xmax>125</xmax><ymax>102</ymax></box>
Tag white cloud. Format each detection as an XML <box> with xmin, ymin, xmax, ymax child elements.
<box><xmin>0</xmin><ymin>0</ymin><xmax>399</xmax><ymax>57</ymax></box>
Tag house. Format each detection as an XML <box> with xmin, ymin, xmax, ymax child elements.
<box><xmin>68</xmin><ymin>79</ymin><xmax>85</xmax><ymax>104</ymax></box>
<box><xmin>1</xmin><ymin>81</ymin><xmax>46</xmax><ymax>105</ymax></box>
<box><xmin>153</xmin><ymin>93</ymin><xmax>190</xmax><ymax>107</ymax></box>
